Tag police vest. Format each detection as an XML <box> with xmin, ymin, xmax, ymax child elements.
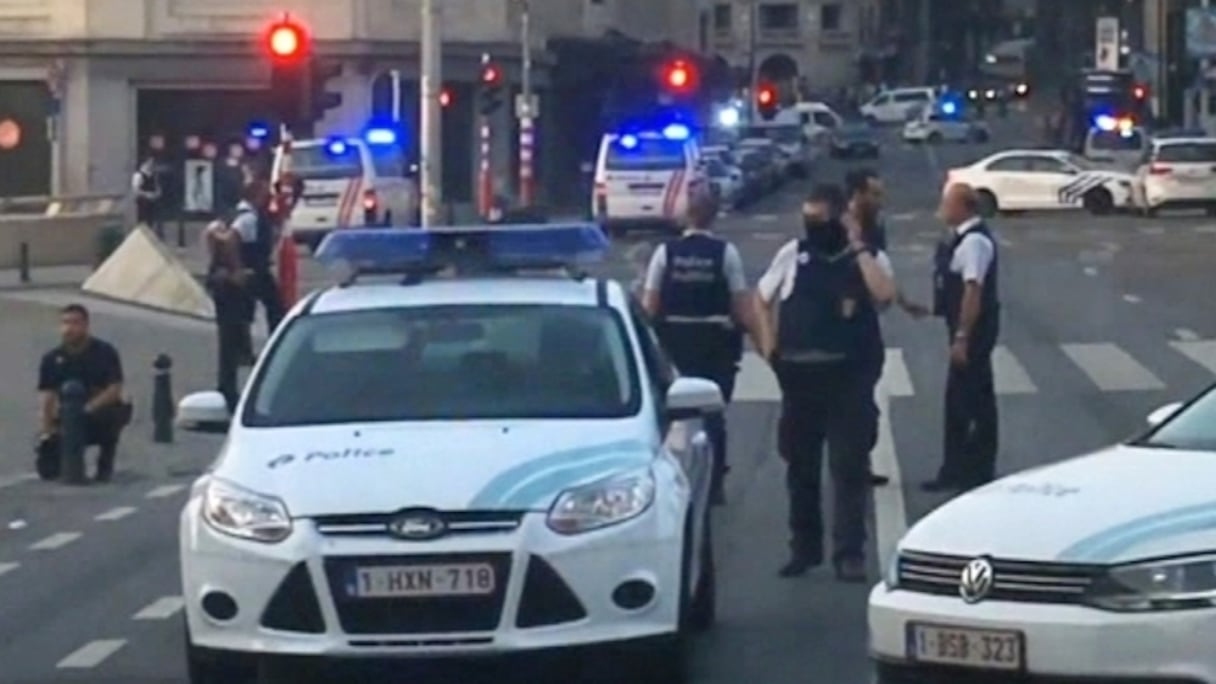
<box><xmin>237</xmin><ymin>208</ymin><xmax>275</xmax><ymax>271</ymax></box>
<box><xmin>656</xmin><ymin>234</ymin><xmax>740</xmax><ymax>366</ymax></box>
<box><xmin>933</xmin><ymin>223</ymin><xmax>1000</xmax><ymax>349</ymax></box>
<box><xmin>136</xmin><ymin>171</ymin><xmax>157</xmax><ymax>199</ymax></box>
<box><xmin>776</xmin><ymin>241</ymin><xmax>882</xmax><ymax>364</ymax></box>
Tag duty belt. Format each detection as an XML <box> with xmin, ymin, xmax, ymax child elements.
<box><xmin>662</xmin><ymin>315</ymin><xmax>736</xmax><ymax>328</ymax></box>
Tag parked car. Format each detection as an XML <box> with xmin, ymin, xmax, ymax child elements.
<box><xmin>706</xmin><ymin>157</ymin><xmax>744</xmax><ymax>208</ymax></box>
<box><xmin>831</xmin><ymin>121</ymin><xmax>881</xmax><ymax>158</ymax></box>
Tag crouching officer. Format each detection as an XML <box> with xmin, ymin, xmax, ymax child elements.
<box><xmin>754</xmin><ymin>185</ymin><xmax>896</xmax><ymax>582</ymax></box>
<box><xmin>642</xmin><ymin>190</ymin><xmax>754</xmax><ymax>505</ymax></box>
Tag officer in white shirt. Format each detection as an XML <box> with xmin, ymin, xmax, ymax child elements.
<box><xmin>754</xmin><ymin>184</ymin><xmax>896</xmax><ymax>582</ymax></box>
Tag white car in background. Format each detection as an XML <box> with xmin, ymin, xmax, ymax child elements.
<box><xmin>945</xmin><ymin>149</ymin><xmax>1136</xmax><ymax>216</ymax></box>
<box><xmin>860</xmin><ymin>87</ymin><xmax>937</xmax><ymax>124</ymax></box>
<box><xmin>705</xmin><ymin>156</ymin><xmax>744</xmax><ymax>208</ymax></box>
<box><xmin>902</xmin><ymin>110</ymin><xmax>990</xmax><ymax>144</ymax></box>
<box><xmin>1135</xmin><ymin>136</ymin><xmax>1216</xmax><ymax>216</ymax></box>
<box><xmin>871</xmin><ymin>389</ymin><xmax>1216</xmax><ymax>682</ymax></box>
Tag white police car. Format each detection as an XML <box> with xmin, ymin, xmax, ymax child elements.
<box><xmin>174</xmin><ymin>224</ymin><xmax>721</xmax><ymax>683</ymax></box>
<box><xmin>945</xmin><ymin>149</ymin><xmax>1136</xmax><ymax>216</ymax></box>
<box><xmin>870</xmin><ymin>389</ymin><xmax>1216</xmax><ymax>682</ymax></box>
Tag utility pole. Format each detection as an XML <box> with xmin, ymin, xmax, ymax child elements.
<box><xmin>518</xmin><ymin>0</ymin><xmax>535</xmax><ymax>206</ymax></box>
<box><xmin>419</xmin><ymin>0</ymin><xmax>443</xmax><ymax>227</ymax></box>
<box><xmin>1202</xmin><ymin>0</ymin><xmax>1212</xmax><ymax>128</ymax></box>
<box><xmin>747</xmin><ymin>0</ymin><xmax>757</xmax><ymax>120</ymax></box>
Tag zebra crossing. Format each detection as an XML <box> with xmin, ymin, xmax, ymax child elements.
<box><xmin>731</xmin><ymin>338</ymin><xmax>1216</xmax><ymax>401</ymax></box>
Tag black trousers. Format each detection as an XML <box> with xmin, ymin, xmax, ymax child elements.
<box><xmin>676</xmin><ymin>357</ymin><xmax>737</xmax><ymax>490</ymax></box>
<box><xmin>247</xmin><ymin>269</ymin><xmax>285</xmax><ymax>332</ymax></box>
<box><xmin>939</xmin><ymin>347</ymin><xmax>998</xmax><ymax>486</ymax></box>
<box><xmin>775</xmin><ymin>361</ymin><xmax>872</xmax><ymax>563</ymax></box>
<box><xmin>40</xmin><ymin>403</ymin><xmax>129</xmax><ymax>480</ymax></box>
<box><xmin>211</xmin><ymin>283</ymin><xmax>254</xmax><ymax>413</ymax></box>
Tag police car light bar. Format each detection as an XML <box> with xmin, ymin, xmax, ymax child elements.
<box><xmin>314</xmin><ymin>224</ymin><xmax>610</xmax><ymax>279</ymax></box>
<box><xmin>365</xmin><ymin>128</ymin><xmax>397</xmax><ymax>145</ymax></box>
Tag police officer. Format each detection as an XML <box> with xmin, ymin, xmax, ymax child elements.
<box><xmin>754</xmin><ymin>185</ymin><xmax>895</xmax><ymax>581</ymax></box>
<box><xmin>231</xmin><ymin>181</ymin><xmax>285</xmax><ymax>332</ymax></box>
<box><xmin>922</xmin><ymin>183</ymin><xmax>1000</xmax><ymax>492</ymax></box>
<box><xmin>642</xmin><ymin>190</ymin><xmax>753</xmax><ymax>506</ymax></box>
<box><xmin>131</xmin><ymin>156</ymin><xmax>161</xmax><ymax>233</ymax></box>
<box><xmin>204</xmin><ymin>220</ymin><xmax>253</xmax><ymax>412</ymax></box>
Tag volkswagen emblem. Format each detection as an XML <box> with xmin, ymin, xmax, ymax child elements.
<box><xmin>958</xmin><ymin>557</ymin><xmax>995</xmax><ymax>603</ymax></box>
<box><xmin>387</xmin><ymin>511</ymin><xmax>447</xmax><ymax>541</ymax></box>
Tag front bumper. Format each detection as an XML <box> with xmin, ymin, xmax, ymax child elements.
<box><xmin>182</xmin><ymin>499</ymin><xmax>682</xmax><ymax>658</ymax></box>
<box><xmin>869</xmin><ymin>584</ymin><xmax>1216</xmax><ymax>682</ymax></box>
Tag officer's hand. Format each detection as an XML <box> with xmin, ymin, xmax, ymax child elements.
<box><xmin>950</xmin><ymin>338</ymin><xmax>969</xmax><ymax>366</ymax></box>
<box><xmin>841</xmin><ymin>212</ymin><xmax>863</xmax><ymax>244</ymax></box>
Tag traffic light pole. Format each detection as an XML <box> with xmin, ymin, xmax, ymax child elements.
<box><xmin>478</xmin><ymin>53</ymin><xmax>494</xmax><ymax>218</ymax></box>
<box><xmin>518</xmin><ymin>0</ymin><xmax>535</xmax><ymax>207</ymax></box>
<box><xmin>419</xmin><ymin>0</ymin><xmax>443</xmax><ymax>227</ymax></box>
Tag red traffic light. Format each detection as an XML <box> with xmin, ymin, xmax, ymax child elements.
<box><xmin>481</xmin><ymin>64</ymin><xmax>501</xmax><ymax>85</ymax></box>
<box><xmin>1133</xmin><ymin>85</ymin><xmax>1147</xmax><ymax>100</ymax></box>
<box><xmin>439</xmin><ymin>88</ymin><xmax>452</xmax><ymax>107</ymax></box>
<box><xmin>266</xmin><ymin>20</ymin><xmax>306</xmax><ymax>58</ymax></box>
<box><xmin>757</xmin><ymin>86</ymin><xmax>776</xmax><ymax>105</ymax></box>
<box><xmin>663</xmin><ymin>60</ymin><xmax>697</xmax><ymax>91</ymax></box>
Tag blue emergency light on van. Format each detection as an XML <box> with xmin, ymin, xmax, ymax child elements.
<box><xmin>326</xmin><ymin>138</ymin><xmax>349</xmax><ymax>155</ymax></box>
<box><xmin>365</xmin><ymin>128</ymin><xmax>397</xmax><ymax>145</ymax></box>
<box><xmin>248</xmin><ymin>123</ymin><xmax>270</xmax><ymax>139</ymax></box>
<box><xmin>314</xmin><ymin>224</ymin><xmax>610</xmax><ymax>276</ymax></box>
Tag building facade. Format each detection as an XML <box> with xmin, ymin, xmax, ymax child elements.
<box><xmin>702</xmin><ymin>0</ymin><xmax>883</xmax><ymax>93</ymax></box>
<box><xmin>0</xmin><ymin>0</ymin><xmax>684</xmax><ymax>208</ymax></box>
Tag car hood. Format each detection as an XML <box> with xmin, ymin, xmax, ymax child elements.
<box><xmin>211</xmin><ymin>420</ymin><xmax>656</xmax><ymax>516</ymax></box>
<box><xmin>900</xmin><ymin>444</ymin><xmax>1216</xmax><ymax>564</ymax></box>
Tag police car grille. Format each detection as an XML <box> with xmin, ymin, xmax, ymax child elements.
<box><xmin>898</xmin><ymin>551</ymin><xmax>1100</xmax><ymax>604</ymax></box>
<box><xmin>312</xmin><ymin>510</ymin><xmax>524</xmax><ymax>538</ymax></box>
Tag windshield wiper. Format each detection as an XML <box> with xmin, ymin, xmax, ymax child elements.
<box><xmin>1127</xmin><ymin>439</ymin><xmax>1180</xmax><ymax>449</ymax></box>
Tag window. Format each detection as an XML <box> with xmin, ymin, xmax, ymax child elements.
<box><xmin>1155</xmin><ymin>142</ymin><xmax>1216</xmax><ymax>163</ymax></box>
<box><xmin>243</xmin><ymin>305</ymin><xmax>641</xmax><ymax>427</ymax></box>
<box><xmin>986</xmin><ymin>156</ymin><xmax>1031</xmax><ymax>172</ymax></box>
<box><xmin>812</xmin><ymin>111</ymin><xmax>838</xmax><ymax>127</ymax></box>
<box><xmin>605</xmin><ymin>138</ymin><xmax>686</xmax><ymax>171</ymax></box>
<box><xmin>713</xmin><ymin>3</ymin><xmax>732</xmax><ymax>30</ymax></box>
<box><xmin>289</xmin><ymin>144</ymin><xmax>364</xmax><ymax>181</ymax></box>
<box><xmin>1136</xmin><ymin>387</ymin><xmax>1216</xmax><ymax>451</ymax></box>
<box><xmin>892</xmin><ymin>91</ymin><xmax>931</xmax><ymax>103</ymax></box>
<box><xmin>759</xmin><ymin>3</ymin><xmax>798</xmax><ymax>30</ymax></box>
<box><xmin>1025</xmin><ymin>157</ymin><xmax>1069</xmax><ymax>173</ymax></box>
<box><xmin>820</xmin><ymin>2</ymin><xmax>842</xmax><ymax>30</ymax></box>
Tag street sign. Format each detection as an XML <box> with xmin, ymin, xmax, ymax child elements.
<box><xmin>1095</xmin><ymin>16</ymin><xmax>1120</xmax><ymax>70</ymax></box>
<box><xmin>514</xmin><ymin>93</ymin><xmax>539</xmax><ymax>119</ymax></box>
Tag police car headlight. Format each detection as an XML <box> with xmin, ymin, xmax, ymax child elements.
<box><xmin>547</xmin><ymin>470</ymin><xmax>655</xmax><ymax>535</ymax></box>
<box><xmin>884</xmin><ymin>552</ymin><xmax>901</xmax><ymax>590</ymax></box>
<box><xmin>1086</xmin><ymin>554</ymin><xmax>1216</xmax><ymax>612</ymax></box>
<box><xmin>202</xmin><ymin>478</ymin><xmax>292</xmax><ymax>543</ymax></box>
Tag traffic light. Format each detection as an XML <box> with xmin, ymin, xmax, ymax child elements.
<box><xmin>440</xmin><ymin>86</ymin><xmax>453</xmax><ymax>108</ymax></box>
<box><xmin>479</xmin><ymin>61</ymin><xmax>503</xmax><ymax>116</ymax></box>
<box><xmin>1132</xmin><ymin>84</ymin><xmax>1147</xmax><ymax>101</ymax></box>
<box><xmin>756</xmin><ymin>82</ymin><xmax>778</xmax><ymax>120</ymax></box>
<box><xmin>266</xmin><ymin>17</ymin><xmax>310</xmax><ymax>127</ymax></box>
<box><xmin>662</xmin><ymin>59</ymin><xmax>698</xmax><ymax>94</ymax></box>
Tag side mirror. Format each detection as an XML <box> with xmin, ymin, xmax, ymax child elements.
<box><xmin>177</xmin><ymin>391</ymin><xmax>232</xmax><ymax>433</ymax></box>
<box><xmin>1146</xmin><ymin>402</ymin><xmax>1183</xmax><ymax>427</ymax></box>
<box><xmin>665</xmin><ymin>377</ymin><xmax>725</xmax><ymax>421</ymax></box>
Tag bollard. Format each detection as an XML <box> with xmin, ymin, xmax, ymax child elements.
<box><xmin>58</xmin><ymin>380</ymin><xmax>88</xmax><ymax>485</ymax></box>
<box><xmin>177</xmin><ymin>217</ymin><xmax>186</xmax><ymax>248</ymax></box>
<box><xmin>18</xmin><ymin>241</ymin><xmax>29</xmax><ymax>283</ymax></box>
<box><xmin>152</xmin><ymin>354</ymin><xmax>174</xmax><ymax>443</ymax></box>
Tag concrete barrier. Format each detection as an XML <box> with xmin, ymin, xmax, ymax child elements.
<box><xmin>82</xmin><ymin>226</ymin><xmax>215</xmax><ymax>319</ymax></box>
<box><xmin>0</xmin><ymin>213</ymin><xmax>127</xmax><ymax>269</ymax></box>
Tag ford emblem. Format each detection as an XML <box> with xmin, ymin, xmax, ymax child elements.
<box><xmin>387</xmin><ymin>512</ymin><xmax>447</xmax><ymax>541</ymax></box>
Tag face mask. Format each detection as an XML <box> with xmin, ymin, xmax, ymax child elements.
<box><xmin>803</xmin><ymin>217</ymin><xmax>844</xmax><ymax>252</ymax></box>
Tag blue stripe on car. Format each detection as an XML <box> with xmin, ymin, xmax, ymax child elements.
<box><xmin>494</xmin><ymin>455</ymin><xmax>650</xmax><ymax>509</ymax></box>
<box><xmin>1057</xmin><ymin>501</ymin><xmax>1216</xmax><ymax>561</ymax></box>
<box><xmin>468</xmin><ymin>439</ymin><xmax>652</xmax><ymax>508</ymax></box>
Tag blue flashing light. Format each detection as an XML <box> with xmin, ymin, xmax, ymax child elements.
<box><xmin>248</xmin><ymin>123</ymin><xmax>269</xmax><ymax>139</ymax></box>
<box><xmin>662</xmin><ymin>123</ymin><xmax>690</xmax><ymax>140</ymax></box>
<box><xmin>365</xmin><ymin>127</ymin><xmax>397</xmax><ymax>145</ymax></box>
<box><xmin>326</xmin><ymin>138</ymin><xmax>349</xmax><ymax>155</ymax></box>
<box><xmin>314</xmin><ymin>224</ymin><xmax>610</xmax><ymax>276</ymax></box>
<box><xmin>618</xmin><ymin>134</ymin><xmax>639</xmax><ymax>149</ymax></box>
<box><xmin>1094</xmin><ymin>114</ymin><xmax>1117</xmax><ymax>131</ymax></box>
<box><xmin>939</xmin><ymin>99</ymin><xmax>958</xmax><ymax>116</ymax></box>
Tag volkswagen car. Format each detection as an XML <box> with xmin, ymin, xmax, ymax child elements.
<box><xmin>175</xmin><ymin>225</ymin><xmax>722</xmax><ymax>683</ymax></box>
<box><xmin>870</xmin><ymin>385</ymin><xmax>1216</xmax><ymax>682</ymax></box>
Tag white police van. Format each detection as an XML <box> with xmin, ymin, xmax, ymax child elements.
<box><xmin>592</xmin><ymin>123</ymin><xmax>705</xmax><ymax>234</ymax></box>
<box><xmin>870</xmin><ymin>390</ymin><xmax>1216</xmax><ymax>682</ymax></box>
<box><xmin>274</xmin><ymin>129</ymin><xmax>419</xmax><ymax>251</ymax></box>
<box><xmin>175</xmin><ymin>224</ymin><xmax>721</xmax><ymax>683</ymax></box>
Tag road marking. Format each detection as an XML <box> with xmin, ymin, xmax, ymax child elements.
<box><xmin>733</xmin><ymin>351</ymin><xmax>781</xmax><ymax>402</ymax></box>
<box><xmin>56</xmin><ymin>639</ymin><xmax>126</xmax><ymax>669</ymax></box>
<box><xmin>29</xmin><ymin>532</ymin><xmax>81</xmax><ymax>551</ymax></box>
<box><xmin>753</xmin><ymin>214</ymin><xmax>779</xmax><ymax>222</ymax></box>
<box><xmin>133</xmin><ymin>595</ymin><xmax>185</xmax><ymax>620</ymax></box>
<box><xmin>872</xmin><ymin>379</ymin><xmax>905</xmax><ymax>573</ymax></box>
<box><xmin>0</xmin><ymin>473</ymin><xmax>36</xmax><ymax>490</ymax></box>
<box><xmin>1171</xmin><ymin>340</ymin><xmax>1216</xmax><ymax>374</ymax></box>
<box><xmin>997</xmin><ymin>237</ymin><xmax>1014</xmax><ymax>248</ymax></box>
<box><xmin>1195</xmin><ymin>225</ymin><xmax>1216</xmax><ymax>234</ymax></box>
<box><xmin>94</xmin><ymin>506</ymin><xmax>137</xmax><ymax>522</ymax></box>
<box><xmin>888</xmin><ymin>211</ymin><xmax>920</xmax><ymax>222</ymax></box>
<box><xmin>882</xmin><ymin>349</ymin><xmax>915</xmax><ymax>397</ymax></box>
<box><xmin>1083</xmin><ymin>266</ymin><xmax>1098</xmax><ymax>276</ymax></box>
<box><xmin>992</xmin><ymin>346</ymin><xmax>1037</xmax><ymax>394</ymax></box>
<box><xmin>1175</xmin><ymin>328</ymin><xmax>1201</xmax><ymax>342</ymax></box>
<box><xmin>1061</xmin><ymin>343</ymin><xmax>1165</xmax><ymax>391</ymax></box>
<box><xmin>750</xmin><ymin>231</ymin><xmax>787</xmax><ymax>241</ymax></box>
<box><xmin>0</xmin><ymin>562</ymin><xmax>18</xmax><ymax>577</ymax></box>
<box><xmin>1122</xmin><ymin>294</ymin><xmax>1141</xmax><ymax>303</ymax></box>
<box><xmin>1138</xmin><ymin>226</ymin><xmax>1165</xmax><ymax>236</ymax></box>
<box><xmin>146</xmin><ymin>484</ymin><xmax>187</xmax><ymax>499</ymax></box>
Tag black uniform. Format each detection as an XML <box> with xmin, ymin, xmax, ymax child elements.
<box><xmin>774</xmin><ymin>240</ymin><xmax>883</xmax><ymax>566</ymax></box>
<box><xmin>236</xmin><ymin>204</ymin><xmax>285</xmax><ymax>332</ymax></box>
<box><xmin>206</xmin><ymin>254</ymin><xmax>254</xmax><ymax>414</ymax></box>
<box><xmin>36</xmin><ymin>339</ymin><xmax>130</xmax><ymax>481</ymax></box>
<box><xmin>932</xmin><ymin>222</ymin><xmax>1000</xmax><ymax>487</ymax></box>
<box><xmin>134</xmin><ymin>169</ymin><xmax>159</xmax><ymax>228</ymax></box>
<box><xmin>654</xmin><ymin>233</ymin><xmax>742</xmax><ymax>497</ymax></box>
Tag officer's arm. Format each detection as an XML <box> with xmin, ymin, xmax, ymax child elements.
<box><xmin>853</xmin><ymin>247</ymin><xmax>896</xmax><ymax>305</ymax></box>
<box><xmin>723</xmin><ymin>244</ymin><xmax>756</xmax><ymax>335</ymax></box>
<box><xmin>639</xmin><ymin>246</ymin><xmax>667</xmax><ymax>318</ymax></box>
<box><xmin>37</xmin><ymin>355</ymin><xmax>58</xmax><ymax>435</ymax></box>
<box><xmin>954</xmin><ymin>236</ymin><xmax>993</xmax><ymax>343</ymax></box>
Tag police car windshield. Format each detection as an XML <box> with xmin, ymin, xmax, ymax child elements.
<box><xmin>743</xmin><ymin>125</ymin><xmax>801</xmax><ymax>144</ymax></box>
<box><xmin>288</xmin><ymin>144</ymin><xmax>364</xmax><ymax>180</ymax></box>
<box><xmin>1090</xmin><ymin>130</ymin><xmax>1144</xmax><ymax>151</ymax></box>
<box><xmin>242</xmin><ymin>304</ymin><xmax>641</xmax><ymax>426</ymax></box>
<box><xmin>1156</xmin><ymin>142</ymin><xmax>1216</xmax><ymax>163</ymax></box>
<box><xmin>1136</xmin><ymin>387</ymin><xmax>1216</xmax><ymax>452</ymax></box>
<box><xmin>605</xmin><ymin>138</ymin><xmax>685</xmax><ymax>171</ymax></box>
